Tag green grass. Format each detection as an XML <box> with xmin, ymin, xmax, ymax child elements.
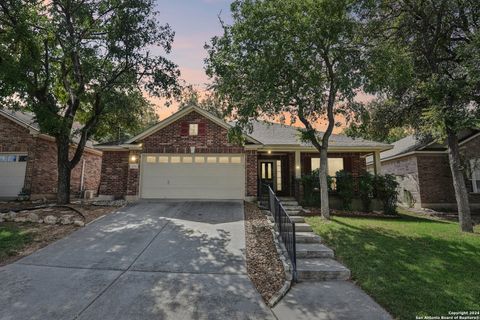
<box><xmin>306</xmin><ymin>209</ymin><xmax>480</xmax><ymax>320</ymax></box>
<box><xmin>0</xmin><ymin>223</ymin><xmax>34</xmax><ymax>263</ymax></box>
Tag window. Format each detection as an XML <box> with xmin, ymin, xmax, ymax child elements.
<box><xmin>261</xmin><ymin>162</ymin><xmax>273</xmax><ymax>179</ymax></box>
<box><xmin>0</xmin><ymin>155</ymin><xmax>17</xmax><ymax>162</ymax></box>
<box><xmin>311</xmin><ymin>158</ymin><xmax>344</xmax><ymax>176</ymax></box>
<box><xmin>189</xmin><ymin>123</ymin><xmax>198</xmax><ymax>136</ymax></box>
<box><xmin>170</xmin><ymin>156</ymin><xmax>181</xmax><ymax>163</ymax></box>
<box><xmin>218</xmin><ymin>156</ymin><xmax>229</xmax><ymax>164</ymax></box>
<box><xmin>18</xmin><ymin>155</ymin><xmax>28</xmax><ymax>162</ymax></box>
<box><xmin>231</xmin><ymin>157</ymin><xmax>241</xmax><ymax>164</ymax></box>
<box><xmin>158</xmin><ymin>156</ymin><xmax>169</xmax><ymax>163</ymax></box>
<box><xmin>207</xmin><ymin>156</ymin><xmax>217</xmax><ymax>163</ymax></box>
<box><xmin>194</xmin><ymin>156</ymin><xmax>205</xmax><ymax>163</ymax></box>
<box><xmin>276</xmin><ymin>160</ymin><xmax>282</xmax><ymax>191</ymax></box>
<box><xmin>146</xmin><ymin>156</ymin><xmax>156</xmax><ymax>163</ymax></box>
<box><xmin>182</xmin><ymin>156</ymin><xmax>193</xmax><ymax>163</ymax></box>
<box><xmin>471</xmin><ymin>159</ymin><xmax>480</xmax><ymax>193</ymax></box>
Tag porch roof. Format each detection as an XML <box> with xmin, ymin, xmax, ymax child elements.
<box><xmin>243</xmin><ymin>121</ymin><xmax>391</xmax><ymax>152</ymax></box>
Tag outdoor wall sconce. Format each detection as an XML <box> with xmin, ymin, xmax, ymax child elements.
<box><xmin>130</xmin><ymin>155</ymin><xmax>138</xmax><ymax>163</ymax></box>
<box><xmin>267</xmin><ymin>150</ymin><xmax>272</xmax><ymax>154</ymax></box>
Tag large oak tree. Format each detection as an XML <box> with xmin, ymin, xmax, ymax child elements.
<box><xmin>361</xmin><ymin>0</ymin><xmax>480</xmax><ymax>232</ymax></box>
<box><xmin>0</xmin><ymin>0</ymin><xmax>180</xmax><ymax>203</ymax></box>
<box><xmin>205</xmin><ymin>0</ymin><xmax>366</xmax><ymax>219</ymax></box>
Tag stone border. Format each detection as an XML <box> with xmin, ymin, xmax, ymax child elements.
<box><xmin>261</xmin><ymin>209</ymin><xmax>294</xmax><ymax>307</ymax></box>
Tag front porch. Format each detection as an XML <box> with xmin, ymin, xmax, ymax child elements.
<box><xmin>254</xmin><ymin>149</ymin><xmax>383</xmax><ymax>198</ymax></box>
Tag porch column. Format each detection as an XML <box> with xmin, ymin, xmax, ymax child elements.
<box><xmin>373</xmin><ymin>150</ymin><xmax>382</xmax><ymax>175</ymax></box>
<box><xmin>295</xmin><ymin>150</ymin><xmax>301</xmax><ymax>178</ymax></box>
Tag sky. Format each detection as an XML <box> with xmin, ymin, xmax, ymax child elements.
<box><xmin>152</xmin><ymin>0</ymin><xmax>233</xmax><ymax>118</ymax></box>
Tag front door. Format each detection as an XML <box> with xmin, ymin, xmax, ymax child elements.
<box><xmin>259</xmin><ymin>161</ymin><xmax>275</xmax><ymax>191</ymax></box>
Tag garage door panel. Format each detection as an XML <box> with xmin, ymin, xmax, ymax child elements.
<box><xmin>140</xmin><ymin>154</ymin><xmax>245</xmax><ymax>200</ymax></box>
<box><xmin>0</xmin><ymin>156</ymin><xmax>27</xmax><ymax>198</ymax></box>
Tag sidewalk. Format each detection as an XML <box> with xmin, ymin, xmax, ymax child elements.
<box><xmin>272</xmin><ymin>281</ymin><xmax>392</xmax><ymax>320</ymax></box>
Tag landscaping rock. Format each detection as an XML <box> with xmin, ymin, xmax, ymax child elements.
<box><xmin>3</xmin><ymin>211</ymin><xmax>17</xmax><ymax>221</ymax></box>
<box><xmin>0</xmin><ymin>217</ymin><xmax>4</xmax><ymax>223</ymax></box>
<box><xmin>26</xmin><ymin>212</ymin><xmax>39</xmax><ymax>223</ymax></box>
<box><xmin>92</xmin><ymin>199</ymin><xmax>126</xmax><ymax>207</ymax></box>
<box><xmin>14</xmin><ymin>216</ymin><xmax>27</xmax><ymax>223</ymax></box>
<box><xmin>73</xmin><ymin>220</ymin><xmax>85</xmax><ymax>227</ymax></box>
<box><xmin>44</xmin><ymin>215</ymin><xmax>58</xmax><ymax>224</ymax></box>
<box><xmin>59</xmin><ymin>215</ymin><xmax>75</xmax><ymax>225</ymax></box>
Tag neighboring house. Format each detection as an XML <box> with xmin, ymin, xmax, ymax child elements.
<box><xmin>0</xmin><ymin>109</ymin><xmax>102</xmax><ymax>199</ymax></box>
<box><xmin>95</xmin><ymin>105</ymin><xmax>390</xmax><ymax>201</ymax></box>
<box><xmin>367</xmin><ymin>130</ymin><xmax>480</xmax><ymax>210</ymax></box>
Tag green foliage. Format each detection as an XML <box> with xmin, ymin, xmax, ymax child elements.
<box><xmin>299</xmin><ymin>169</ymin><xmax>333</xmax><ymax>206</ymax></box>
<box><xmin>374</xmin><ymin>174</ymin><xmax>399</xmax><ymax>215</ymax></box>
<box><xmin>0</xmin><ymin>224</ymin><xmax>33</xmax><ymax>262</ymax></box>
<box><xmin>335</xmin><ymin>170</ymin><xmax>355</xmax><ymax>210</ymax></box>
<box><xmin>358</xmin><ymin>172</ymin><xmax>375</xmax><ymax>212</ymax></box>
<box><xmin>177</xmin><ymin>85</ymin><xmax>226</xmax><ymax>119</ymax></box>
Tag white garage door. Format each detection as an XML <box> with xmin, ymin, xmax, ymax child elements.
<box><xmin>0</xmin><ymin>153</ymin><xmax>27</xmax><ymax>198</ymax></box>
<box><xmin>140</xmin><ymin>154</ymin><xmax>245</xmax><ymax>200</ymax></box>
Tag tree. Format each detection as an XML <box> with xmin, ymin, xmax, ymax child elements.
<box><xmin>205</xmin><ymin>0</ymin><xmax>365</xmax><ymax>219</ymax></box>
<box><xmin>362</xmin><ymin>0</ymin><xmax>480</xmax><ymax>232</ymax></box>
<box><xmin>177</xmin><ymin>85</ymin><xmax>226</xmax><ymax>119</ymax></box>
<box><xmin>0</xmin><ymin>0</ymin><xmax>180</xmax><ymax>204</ymax></box>
<box><xmin>343</xmin><ymin>102</ymin><xmax>412</xmax><ymax>143</ymax></box>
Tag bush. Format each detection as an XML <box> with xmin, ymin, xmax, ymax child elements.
<box><xmin>300</xmin><ymin>169</ymin><xmax>333</xmax><ymax>206</ymax></box>
<box><xmin>374</xmin><ymin>174</ymin><xmax>399</xmax><ymax>215</ymax></box>
<box><xmin>358</xmin><ymin>172</ymin><xmax>375</xmax><ymax>212</ymax></box>
<box><xmin>335</xmin><ymin>170</ymin><xmax>355</xmax><ymax>210</ymax></box>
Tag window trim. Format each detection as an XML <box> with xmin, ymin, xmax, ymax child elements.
<box><xmin>471</xmin><ymin>158</ymin><xmax>480</xmax><ymax>193</ymax></box>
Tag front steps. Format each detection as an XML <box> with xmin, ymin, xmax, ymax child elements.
<box><xmin>273</xmin><ymin>197</ymin><xmax>352</xmax><ymax>282</ymax></box>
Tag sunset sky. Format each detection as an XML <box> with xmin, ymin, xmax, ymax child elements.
<box><xmin>151</xmin><ymin>0</ymin><xmax>367</xmax><ymax>132</ymax></box>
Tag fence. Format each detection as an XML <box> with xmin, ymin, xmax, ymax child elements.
<box><xmin>259</xmin><ymin>183</ymin><xmax>297</xmax><ymax>281</ymax></box>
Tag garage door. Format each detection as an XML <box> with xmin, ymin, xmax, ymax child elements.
<box><xmin>140</xmin><ymin>154</ymin><xmax>245</xmax><ymax>199</ymax></box>
<box><xmin>0</xmin><ymin>153</ymin><xmax>27</xmax><ymax>198</ymax></box>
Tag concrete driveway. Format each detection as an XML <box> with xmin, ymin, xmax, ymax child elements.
<box><xmin>0</xmin><ymin>201</ymin><xmax>275</xmax><ymax>320</ymax></box>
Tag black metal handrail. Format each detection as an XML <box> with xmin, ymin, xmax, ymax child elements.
<box><xmin>259</xmin><ymin>183</ymin><xmax>297</xmax><ymax>282</ymax></box>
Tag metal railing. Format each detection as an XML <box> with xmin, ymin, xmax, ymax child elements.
<box><xmin>259</xmin><ymin>183</ymin><xmax>297</xmax><ymax>281</ymax></box>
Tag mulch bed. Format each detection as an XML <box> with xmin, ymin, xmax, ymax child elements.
<box><xmin>244</xmin><ymin>201</ymin><xmax>285</xmax><ymax>302</ymax></box>
<box><xmin>0</xmin><ymin>202</ymin><xmax>120</xmax><ymax>266</ymax></box>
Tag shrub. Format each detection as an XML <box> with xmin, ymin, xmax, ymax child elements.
<box><xmin>374</xmin><ymin>174</ymin><xmax>399</xmax><ymax>215</ymax></box>
<box><xmin>358</xmin><ymin>172</ymin><xmax>375</xmax><ymax>212</ymax></box>
<box><xmin>335</xmin><ymin>170</ymin><xmax>355</xmax><ymax>210</ymax></box>
<box><xmin>299</xmin><ymin>169</ymin><xmax>333</xmax><ymax>206</ymax></box>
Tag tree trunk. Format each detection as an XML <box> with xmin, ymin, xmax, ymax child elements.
<box><xmin>56</xmin><ymin>137</ymin><xmax>71</xmax><ymax>205</ymax></box>
<box><xmin>319</xmin><ymin>147</ymin><xmax>330</xmax><ymax>219</ymax></box>
<box><xmin>446</xmin><ymin>130</ymin><xmax>473</xmax><ymax>232</ymax></box>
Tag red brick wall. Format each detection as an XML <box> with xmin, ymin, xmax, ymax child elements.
<box><xmin>98</xmin><ymin>151</ymin><xmax>129</xmax><ymax>198</ymax></box>
<box><xmin>0</xmin><ymin>114</ymin><xmax>102</xmax><ymax>198</ymax></box>
<box><xmin>245</xmin><ymin>150</ymin><xmax>258</xmax><ymax>197</ymax></box>
<box><xmin>141</xmin><ymin>111</ymin><xmax>243</xmax><ymax>154</ymax></box>
<box><xmin>417</xmin><ymin>154</ymin><xmax>457</xmax><ymax>205</ymax></box>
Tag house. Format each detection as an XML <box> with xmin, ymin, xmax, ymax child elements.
<box><xmin>367</xmin><ymin>130</ymin><xmax>480</xmax><ymax>210</ymax></box>
<box><xmin>0</xmin><ymin>109</ymin><xmax>102</xmax><ymax>199</ymax></box>
<box><xmin>95</xmin><ymin>105</ymin><xmax>390</xmax><ymax>201</ymax></box>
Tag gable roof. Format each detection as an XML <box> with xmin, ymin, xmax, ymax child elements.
<box><xmin>0</xmin><ymin>109</ymin><xmax>96</xmax><ymax>148</ymax></box>
<box><xmin>367</xmin><ymin>129</ymin><xmax>480</xmax><ymax>163</ymax></box>
<box><xmin>242</xmin><ymin>120</ymin><xmax>391</xmax><ymax>150</ymax></box>
<box><xmin>125</xmin><ymin>105</ymin><xmax>261</xmax><ymax>144</ymax></box>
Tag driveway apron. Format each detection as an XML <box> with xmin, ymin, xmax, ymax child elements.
<box><xmin>0</xmin><ymin>201</ymin><xmax>275</xmax><ymax>320</ymax></box>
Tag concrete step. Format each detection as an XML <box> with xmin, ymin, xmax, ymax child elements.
<box><xmin>296</xmin><ymin>232</ymin><xmax>322</xmax><ymax>244</ymax></box>
<box><xmin>280</xmin><ymin>200</ymin><xmax>299</xmax><ymax>206</ymax></box>
<box><xmin>296</xmin><ymin>243</ymin><xmax>334</xmax><ymax>258</ymax></box>
<box><xmin>295</xmin><ymin>223</ymin><xmax>313</xmax><ymax>232</ymax></box>
<box><xmin>296</xmin><ymin>258</ymin><xmax>351</xmax><ymax>281</ymax></box>
<box><xmin>290</xmin><ymin>216</ymin><xmax>305</xmax><ymax>223</ymax></box>
<box><xmin>281</xmin><ymin>205</ymin><xmax>303</xmax><ymax>211</ymax></box>
<box><xmin>285</xmin><ymin>209</ymin><xmax>302</xmax><ymax>216</ymax></box>
<box><xmin>278</xmin><ymin>197</ymin><xmax>296</xmax><ymax>201</ymax></box>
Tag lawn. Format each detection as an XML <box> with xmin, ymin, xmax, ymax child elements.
<box><xmin>306</xmin><ymin>209</ymin><xmax>480</xmax><ymax>320</ymax></box>
<box><xmin>0</xmin><ymin>223</ymin><xmax>34</xmax><ymax>263</ymax></box>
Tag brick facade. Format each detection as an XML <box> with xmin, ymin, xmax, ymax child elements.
<box><xmin>245</xmin><ymin>150</ymin><xmax>258</xmax><ymax>197</ymax></box>
<box><xmin>98</xmin><ymin>151</ymin><xmax>129</xmax><ymax>198</ymax></box>
<box><xmin>380</xmin><ymin>133</ymin><xmax>480</xmax><ymax>210</ymax></box>
<box><xmin>0</xmin><ymin>114</ymin><xmax>102</xmax><ymax>199</ymax></box>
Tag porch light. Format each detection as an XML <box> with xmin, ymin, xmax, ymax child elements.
<box><xmin>130</xmin><ymin>155</ymin><xmax>138</xmax><ymax>163</ymax></box>
<box><xmin>267</xmin><ymin>150</ymin><xmax>272</xmax><ymax>154</ymax></box>
<box><xmin>296</xmin><ymin>165</ymin><xmax>300</xmax><ymax>169</ymax></box>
